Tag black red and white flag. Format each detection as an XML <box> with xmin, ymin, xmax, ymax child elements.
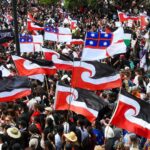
<box><xmin>71</xmin><ymin>61</ymin><xmax>122</xmax><ymax>90</ymax></box>
<box><xmin>12</xmin><ymin>55</ymin><xmax>56</xmax><ymax>76</ymax></box>
<box><xmin>0</xmin><ymin>29</ymin><xmax>14</xmax><ymax>44</ymax></box>
<box><xmin>54</xmin><ymin>82</ymin><xmax>107</xmax><ymax>122</ymax></box>
<box><xmin>27</xmin><ymin>13</ymin><xmax>44</xmax><ymax>31</ymax></box>
<box><xmin>110</xmin><ymin>90</ymin><xmax>150</xmax><ymax>139</ymax></box>
<box><xmin>0</xmin><ymin>76</ymin><xmax>31</xmax><ymax>102</ymax></box>
<box><xmin>117</xmin><ymin>11</ymin><xmax>139</xmax><ymax>22</ymax></box>
<box><xmin>43</xmin><ymin>48</ymin><xmax>73</xmax><ymax>71</ymax></box>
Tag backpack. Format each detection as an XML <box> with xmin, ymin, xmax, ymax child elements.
<box><xmin>31</xmin><ymin>136</ymin><xmax>43</xmax><ymax>150</ymax></box>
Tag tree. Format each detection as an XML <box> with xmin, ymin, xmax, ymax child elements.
<box><xmin>64</xmin><ymin>0</ymin><xmax>88</xmax><ymax>10</ymax></box>
<box><xmin>38</xmin><ymin>0</ymin><xmax>58</xmax><ymax>5</ymax></box>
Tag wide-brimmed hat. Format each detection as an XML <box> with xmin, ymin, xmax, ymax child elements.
<box><xmin>64</xmin><ymin>131</ymin><xmax>77</xmax><ymax>142</ymax></box>
<box><xmin>45</xmin><ymin>107</ymin><xmax>53</xmax><ymax>112</ymax></box>
<box><xmin>7</xmin><ymin>127</ymin><xmax>21</xmax><ymax>139</ymax></box>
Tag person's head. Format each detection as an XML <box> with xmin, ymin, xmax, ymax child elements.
<box><xmin>18</xmin><ymin>120</ymin><xmax>27</xmax><ymax>129</ymax></box>
<box><xmin>4</xmin><ymin>115</ymin><xmax>12</xmax><ymax>125</ymax></box>
<box><xmin>46</xmin><ymin>118</ymin><xmax>53</xmax><ymax>128</ymax></box>
<box><xmin>33</xmin><ymin>103</ymin><xmax>41</xmax><ymax>112</ymax></box>
<box><xmin>64</xmin><ymin>131</ymin><xmax>77</xmax><ymax>143</ymax></box>
<box><xmin>33</xmin><ymin>116</ymin><xmax>40</xmax><ymax>124</ymax></box>
<box><xmin>101</xmin><ymin>92</ymin><xmax>107</xmax><ymax>99</ymax></box>
<box><xmin>28</xmin><ymin>124</ymin><xmax>40</xmax><ymax>135</ymax></box>
<box><xmin>130</xmin><ymin>135</ymin><xmax>138</xmax><ymax>146</ymax></box>
<box><xmin>45</xmin><ymin>107</ymin><xmax>53</xmax><ymax>115</ymax></box>
<box><xmin>57</xmin><ymin>125</ymin><xmax>64</xmax><ymax>136</ymax></box>
<box><xmin>135</xmin><ymin>69</ymin><xmax>142</xmax><ymax>76</ymax></box>
<box><xmin>6</xmin><ymin>127</ymin><xmax>21</xmax><ymax>139</ymax></box>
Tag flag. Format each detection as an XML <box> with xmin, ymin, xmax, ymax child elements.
<box><xmin>110</xmin><ymin>90</ymin><xmax>150</xmax><ymax>139</ymax></box>
<box><xmin>27</xmin><ymin>13</ymin><xmax>44</xmax><ymax>31</ymax></box>
<box><xmin>5</xmin><ymin>13</ymin><xmax>13</xmax><ymax>24</ymax></box>
<box><xmin>140</xmin><ymin>52</ymin><xmax>148</xmax><ymax>71</ymax></box>
<box><xmin>139</xmin><ymin>14</ymin><xmax>149</xmax><ymax>30</ymax></box>
<box><xmin>81</xmin><ymin>27</ymin><xmax>126</xmax><ymax>60</ymax></box>
<box><xmin>29</xmin><ymin>74</ymin><xmax>44</xmax><ymax>82</ymax></box>
<box><xmin>27</xmin><ymin>20</ymin><xmax>44</xmax><ymax>31</ymax></box>
<box><xmin>0</xmin><ymin>29</ymin><xmax>14</xmax><ymax>44</ymax></box>
<box><xmin>42</xmin><ymin>48</ymin><xmax>73</xmax><ymax>70</ymax></box>
<box><xmin>140</xmin><ymin>53</ymin><xmax>146</xmax><ymax>68</ymax></box>
<box><xmin>71</xmin><ymin>61</ymin><xmax>122</xmax><ymax>90</ymax></box>
<box><xmin>70</xmin><ymin>39</ymin><xmax>84</xmax><ymax>45</ymax></box>
<box><xmin>70</xmin><ymin>20</ymin><xmax>77</xmax><ymax>30</ymax></box>
<box><xmin>117</xmin><ymin>11</ymin><xmax>139</xmax><ymax>22</ymax></box>
<box><xmin>12</xmin><ymin>55</ymin><xmax>56</xmax><ymax>76</ymax></box>
<box><xmin>27</xmin><ymin>13</ymin><xmax>37</xmax><ymax>23</ymax></box>
<box><xmin>124</xmin><ymin>29</ymin><xmax>132</xmax><ymax>46</ymax></box>
<box><xmin>0</xmin><ymin>66</ymin><xmax>12</xmax><ymax>77</ymax></box>
<box><xmin>54</xmin><ymin>82</ymin><xmax>108</xmax><ymax>122</ymax></box>
<box><xmin>0</xmin><ymin>76</ymin><xmax>31</xmax><ymax>102</ymax></box>
<box><xmin>19</xmin><ymin>34</ymin><xmax>43</xmax><ymax>53</ymax></box>
<box><xmin>44</xmin><ymin>25</ymin><xmax>72</xmax><ymax>42</ymax></box>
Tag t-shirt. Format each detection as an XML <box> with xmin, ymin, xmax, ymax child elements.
<box><xmin>92</xmin><ymin>128</ymin><xmax>104</xmax><ymax>145</ymax></box>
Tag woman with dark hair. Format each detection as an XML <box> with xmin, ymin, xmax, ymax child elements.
<box><xmin>76</xmin><ymin>119</ymin><xmax>88</xmax><ymax>142</ymax></box>
<box><xmin>28</xmin><ymin>124</ymin><xmax>42</xmax><ymax>150</ymax></box>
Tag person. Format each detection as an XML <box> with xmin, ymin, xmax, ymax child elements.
<box><xmin>55</xmin><ymin>125</ymin><xmax>64</xmax><ymax>150</ymax></box>
<box><xmin>0</xmin><ymin>134</ymin><xmax>8</xmax><ymax>150</ymax></box>
<box><xmin>28</xmin><ymin>124</ymin><xmax>42</xmax><ymax>150</ymax></box>
<box><xmin>63</xmin><ymin>131</ymin><xmax>80</xmax><ymax>150</ymax></box>
<box><xmin>104</xmin><ymin>125</ymin><xmax>115</xmax><ymax>150</ymax></box>
<box><xmin>143</xmin><ymin>139</ymin><xmax>150</xmax><ymax>150</ymax></box>
<box><xmin>129</xmin><ymin>135</ymin><xmax>139</xmax><ymax>150</ymax></box>
<box><xmin>76</xmin><ymin>119</ymin><xmax>88</xmax><ymax>142</ymax></box>
<box><xmin>6</xmin><ymin>127</ymin><xmax>21</xmax><ymax>150</ymax></box>
<box><xmin>44</xmin><ymin>107</ymin><xmax>56</xmax><ymax>126</ymax></box>
<box><xmin>18</xmin><ymin>120</ymin><xmax>29</xmax><ymax>148</ymax></box>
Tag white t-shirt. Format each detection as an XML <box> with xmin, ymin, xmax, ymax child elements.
<box><xmin>147</xmin><ymin>82</ymin><xmax>150</xmax><ymax>93</ymax></box>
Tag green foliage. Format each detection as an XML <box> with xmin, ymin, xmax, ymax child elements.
<box><xmin>64</xmin><ymin>0</ymin><xmax>88</xmax><ymax>10</ymax></box>
<box><xmin>38</xmin><ymin>0</ymin><xmax>58</xmax><ymax>5</ymax></box>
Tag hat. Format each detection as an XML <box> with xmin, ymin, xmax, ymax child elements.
<box><xmin>45</xmin><ymin>107</ymin><xmax>53</xmax><ymax>112</ymax></box>
<box><xmin>64</xmin><ymin>132</ymin><xmax>77</xmax><ymax>142</ymax></box>
<box><xmin>7</xmin><ymin>127</ymin><xmax>21</xmax><ymax>139</ymax></box>
<box><xmin>94</xmin><ymin>145</ymin><xmax>105</xmax><ymax>150</ymax></box>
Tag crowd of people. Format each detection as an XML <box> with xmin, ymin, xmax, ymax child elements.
<box><xmin>0</xmin><ymin>0</ymin><xmax>150</xmax><ymax>149</ymax></box>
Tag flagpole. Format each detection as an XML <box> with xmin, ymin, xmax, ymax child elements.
<box><xmin>105</xmin><ymin>87</ymin><xmax>122</xmax><ymax>140</ymax></box>
<box><xmin>65</xmin><ymin>55</ymin><xmax>74</xmax><ymax>122</ymax></box>
<box><xmin>44</xmin><ymin>75</ymin><xmax>50</xmax><ymax>102</ymax></box>
<box><xmin>11</xmin><ymin>56</ymin><xmax>30</xmax><ymax>101</ymax></box>
<box><xmin>66</xmin><ymin>32</ymin><xmax>87</xmax><ymax>122</ymax></box>
<box><xmin>12</xmin><ymin>0</ymin><xmax>20</xmax><ymax>56</ymax></box>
